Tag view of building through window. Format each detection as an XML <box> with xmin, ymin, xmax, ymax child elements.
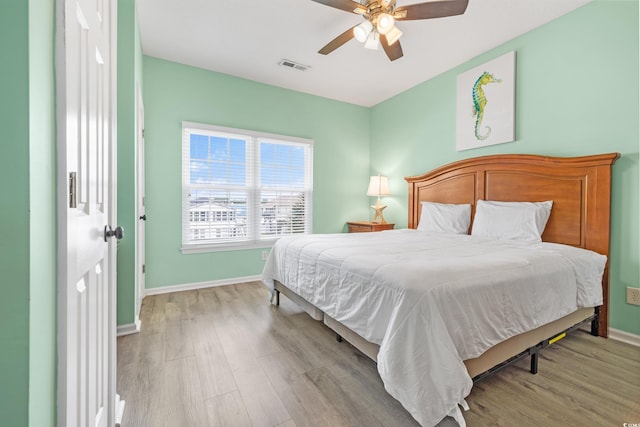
<box><xmin>182</xmin><ymin>123</ymin><xmax>313</xmax><ymax>249</ymax></box>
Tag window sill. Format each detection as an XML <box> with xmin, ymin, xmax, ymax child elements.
<box><xmin>181</xmin><ymin>240</ymin><xmax>278</xmax><ymax>254</ymax></box>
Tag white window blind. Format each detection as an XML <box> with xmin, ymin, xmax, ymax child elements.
<box><xmin>182</xmin><ymin>122</ymin><xmax>313</xmax><ymax>252</ymax></box>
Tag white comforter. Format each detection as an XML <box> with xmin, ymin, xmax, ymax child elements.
<box><xmin>261</xmin><ymin>230</ymin><xmax>606</xmax><ymax>426</ymax></box>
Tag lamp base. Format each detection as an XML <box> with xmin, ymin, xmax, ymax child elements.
<box><xmin>371</xmin><ymin>204</ymin><xmax>387</xmax><ymax>224</ymax></box>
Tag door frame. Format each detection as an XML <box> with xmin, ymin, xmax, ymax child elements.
<box><xmin>136</xmin><ymin>84</ymin><xmax>145</xmax><ymax>318</ymax></box>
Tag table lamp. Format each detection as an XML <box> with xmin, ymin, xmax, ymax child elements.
<box><xmin>367</xmin><ymin>174</ymin><xmax>390</xmax><ymax>224</ymax></box>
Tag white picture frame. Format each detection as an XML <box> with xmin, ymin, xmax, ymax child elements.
<box><xmin>456</xmin><ymin>51</ymin><xmax>516</xmax><ymax>151</ymax></box>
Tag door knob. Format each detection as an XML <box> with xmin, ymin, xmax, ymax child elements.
<box><xmin>104</xmin><ymin>225</ymin><xmax>124</xmax><ymax>242</ymax></box>
<box><xmin>139</xmin><ymin>214</ymin><xmax>146</xmax><ymax>221</ymax></box>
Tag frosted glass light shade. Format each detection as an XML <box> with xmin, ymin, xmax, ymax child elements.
<box><xmin>367</xmin><ymin>175</ymin><xmax>390</xmax><ymax>196</ymax></box>
<box><xmin>385</xmin><ymin>25</ymin><xmax>403</xmax><ymax>45</ymax></box>
<box><xmin>364</xmin><ymin>31</ymin><xmax>379</xmax><ymax>50</ymax></box>
<box><xmin>377</xmin><ymin>13</ymin><xmax>395</xmax><ymax>35</ymax></box>
<box><xmin>353</xmin><ymin>20</ymin><xmax>373</xmax><ymax>43</ymax></box>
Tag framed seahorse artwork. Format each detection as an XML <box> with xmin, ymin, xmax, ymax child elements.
<box><xmin>456</xmin><ymin>51</ymin><xmax>516</xmax><ymax>151</ymax></box>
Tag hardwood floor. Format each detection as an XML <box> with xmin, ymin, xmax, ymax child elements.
<box><xmin>117</xmin><ymin>282</ymin><xmax>640</xmax><ymax>427</ymax></box>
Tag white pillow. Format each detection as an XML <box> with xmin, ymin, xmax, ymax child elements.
<box><xmin>417</xmin><ymin>202</ymin><xmax>472</xmax><ymax>234</ymax></box>
<box><xmin>471</xmin><ymin>200</ymin><xmax>553</xmax><ymax>242</ymax></box>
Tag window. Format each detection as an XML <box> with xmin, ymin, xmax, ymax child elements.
<box><xmin>182</xmin><ymin>122</ymin><xmax>313</xmax><ymax>253</ymax></box>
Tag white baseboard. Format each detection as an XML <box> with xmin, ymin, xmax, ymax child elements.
<box><xmin>609</xmin><ymin>327</ymin><xmax>640</xmax><ymax>347</ymax></box>
<box><xmin>143</xmin><ymin>275</ymin><xmax>262</xmax><ymax>297</ymax></box>
<box><xmin>117</xmin><ymin>316</ymin><xmax>141</xmax><ymax>336</ymax></box>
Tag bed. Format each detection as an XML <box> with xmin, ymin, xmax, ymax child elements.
<box><xmin>261</xmin><ymin>153</ymin><xmax>619</xmax><ymax>426</ymax></box>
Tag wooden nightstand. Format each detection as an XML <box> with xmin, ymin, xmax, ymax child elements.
<box><xmin>347</xmin><ymin>221</ymin><xmax>395</xmax><ymax>233</ymax></box>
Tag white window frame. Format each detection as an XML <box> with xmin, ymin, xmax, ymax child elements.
<box><xmin>181</xmin><ymin>121</ymin><xmax>313</xmax><ymax>254</ymax></box>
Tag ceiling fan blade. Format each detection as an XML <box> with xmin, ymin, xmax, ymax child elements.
<box><xmin>310</xmin><ymin>0</ymin><xmax>367</xmax><ymax>14</ymax></box>
<box><xmin>395</xmin><ymin>0</ymin><xmax>469</xmax><ymax>21</ymax></box>
<box><xmin>381</xmin><ymin>34</ymin><xmax>403</xmax><ymax>61</ymax></box>
<box><xmin>319</xmin><ymin>26</ymin><xmax>357</xmax><ymax>55</ymax></box>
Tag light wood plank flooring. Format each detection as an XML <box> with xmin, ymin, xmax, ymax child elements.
<box><xmin>117</xmin><ymin>282</ymin><xmax>640</xmax><ymax>426</ymax></box>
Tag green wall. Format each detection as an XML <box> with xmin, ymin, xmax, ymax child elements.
<box><xmin>370</xmin><ymin>1</ymin><xmax>639</xmax><ymax>335</ymax></box>
<box><xmin>0</xmin><ymin>0</ymin><xmax>56</xmax><ymax>426</ymax></box>
<box><xmin>142</xmin><ymin>56</ymin><xmax>370</xmax><ymax>289</ymax></box>
<box><xmin>117</xmin><ymin>0</ymin><xmax>144</xmax><ymax>326</ymax></box>
<box><xmin>0</xmin><ymin>1</ymin><xmax>31</xmax><ymax>424</ymax></box>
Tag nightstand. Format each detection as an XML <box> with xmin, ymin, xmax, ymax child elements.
<box><xmin>347</xmin><ymin>221</ymin><xmax>395</xmax><ymax>233</ymax></box>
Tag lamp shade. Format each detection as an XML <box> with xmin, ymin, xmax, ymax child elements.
<box><xmin>376</xmin><ymin>13</ymin><xmax>395</xmax><ymax>35</ymax></box>
<box><xmin>385</xmin><ymin>25</ymin><xmax>403</xmax><ymax>45</ymax></box>
<box><xmin>364</xmin><ymin>31</ymin><xmax>380</xmax><ymax>50</ymax></box>
<box><xmin>353</xmin><ymin>20</ymin><xmax>373</xmax><ymax>43</ymax></box>
<box><xmin>367</xmin><ymin>175</ymin><xmax>390</xmax><ymax>197</ymax></box>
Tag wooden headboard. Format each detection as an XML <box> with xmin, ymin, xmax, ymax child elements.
<box><xmin>405</xmin><ymin>153</ymin><xmax>620</xmax><ymax>336</ymax></box>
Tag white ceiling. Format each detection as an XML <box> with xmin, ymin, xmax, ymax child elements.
<box><xmin>137</xmin><ymin>0</ymin><xmax>591</xmax><ymax>107</ymax></box>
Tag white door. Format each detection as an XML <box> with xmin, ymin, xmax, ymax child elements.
<box><xmin>56</xmin><ymin>0</ymin><xmax>118</xmax><ymax>426</ymax></box>
<box><xmin>136</xmin><ymin>86</ymin><xmax>146</xmax><ymax>318</ymax></box>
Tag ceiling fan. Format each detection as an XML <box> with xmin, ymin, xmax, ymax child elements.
<box><xmin>312</xmin><ymin>0</ymin><xmax>469</xmax><ymax>61</ymax></box>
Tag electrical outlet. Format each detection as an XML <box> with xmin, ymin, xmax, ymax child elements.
<box><xmin>626</xmin><ymin>287</ymin><xmax>640</xmax><ymax>306</ymax></box>
<box><xmin>261</xmin><ymin>250</ymin><xmax>269</xmax><ymax>261</ymax></box>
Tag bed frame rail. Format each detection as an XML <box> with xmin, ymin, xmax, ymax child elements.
<box><xmin>472</xmin><ymin>311</ymin><xmax>597</xmax><ymax>383</ymax></box>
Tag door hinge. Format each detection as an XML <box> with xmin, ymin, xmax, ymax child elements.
<box><xmin>142</xmin><ymin>128</ymin><xmax>145</xmax><ymax>138</ymax></box>
<box><xmin>69</xmin><ymin>172</ymin><xmax>77</xmax><ymax>208</ymax></box>
<box><xmin>142</xmin><ymin>264</ymin><xmax>145</xmax><ymax>274</ymax></box>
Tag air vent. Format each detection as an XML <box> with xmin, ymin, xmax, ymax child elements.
<box><xmin>278</xmin><ymin>59</ymin><xmax>310</xmax><ymax>72</ymax></box>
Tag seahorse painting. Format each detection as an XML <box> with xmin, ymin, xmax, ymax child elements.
<box><xmin>472</xmin><ymin>71</ymin><xmax>502</xmax><ymax>140</ymax></box>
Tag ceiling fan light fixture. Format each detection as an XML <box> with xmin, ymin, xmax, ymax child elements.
<box><xmin>313</xmin><ymin>0</ymin><xmax>470</xmax><ymax>61</ymax></box>
<box><xmin>353</xmin><ymin>20</ymin><xmax>373</xmax><ymax>43</ymax></box>
<box><xmin>376</xmin><ymin>13</ymin><xmax>395</xmax><ymax>35</ymax></box>
<box><xmin>385</xmin><ymin>25</ymin><xmax>403</xmax><ymax>45</ymax></box>
<box><xmin>364</xmin><ymin>31</ymin><xmax>380</xmax><ymax>50</ymax></box>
